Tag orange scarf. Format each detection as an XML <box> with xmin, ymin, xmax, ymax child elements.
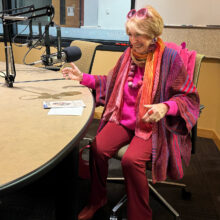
<box><xmin>135</xmin><ymin>38</ymin><xmax>165</xmax><ymax>132</ymax></box>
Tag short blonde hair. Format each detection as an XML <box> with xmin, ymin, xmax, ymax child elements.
<box><xmin>126</xmin><ymin>5</ymin><xmax>164</xmax><ymax>39</ymax></box>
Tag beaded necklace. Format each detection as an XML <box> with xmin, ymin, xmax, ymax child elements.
<box><xmin>127</xmin><ymin>60</ymin><xmax>143</xmax><ymax>89</ymax></box>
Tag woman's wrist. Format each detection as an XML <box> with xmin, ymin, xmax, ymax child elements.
<box><xmin>78</xmin><ymin>72</ymin><xmax>83</xmax><ymax>82</ymax></box>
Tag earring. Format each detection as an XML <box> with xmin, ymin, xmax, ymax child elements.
<box><xmin>148</xmin><ymin>38</ymin><xmax>157</xmax><ymax>52</ymax></box>
<box><xmin>152</xmin><ymin>37</ymin><xmax>157</xmax><ymax>43</ymax></box>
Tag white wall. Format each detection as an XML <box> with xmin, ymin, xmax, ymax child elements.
<box><xmin>135</xmin><ymin>0</ymin><xmax>220</xmax><ymax>26</ymax></box>
<box><xmin>83</xmin><ymin>0</ymin><xmax>99</xmax><ymax>28</ymax></box>
<box><xmin>84</xmin><ymin>0</ymin><xmax>131</xmax><ymax>30</ymax></box>
<box><xmin>98</xmin><ymin>0</ymin><xmax>130</xmax><ymax>29</ymax></box>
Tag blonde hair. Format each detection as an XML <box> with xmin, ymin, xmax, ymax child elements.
<box><xmin>126</xmin><ymin>5</ymin><xmax>164</xmax><ymax>39</ymax></box>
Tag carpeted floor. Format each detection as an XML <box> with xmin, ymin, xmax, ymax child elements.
<box><xmin>0</xmin><ymin>122</ymin><xmax>219</xmax><ymax>220</ymax></box>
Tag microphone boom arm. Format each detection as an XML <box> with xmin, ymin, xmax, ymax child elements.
<box><xmin>0</xmin><ymin>4</ymin><xmax>55</xmax><ymax>87</ymax></box>
<box><xmin>0</xmin><ymin>5</ymin><xmax>54</xmax><ymax>24</ymax></box>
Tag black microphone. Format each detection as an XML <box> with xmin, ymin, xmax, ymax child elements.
<box><xmin>32</xmin><ymin>46</ymin><xmax>82</xmax><ymax>65</ymax></box>
<box><xmin>62</xmin><ymin>46</ymin><xmax>82</xmax><ymax>62</ymax></box>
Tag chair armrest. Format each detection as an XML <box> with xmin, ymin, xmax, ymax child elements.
<box><xmin>200</xmin><ymin>104</ymin><xmax>205</xmax><ymax>114</ymax></box>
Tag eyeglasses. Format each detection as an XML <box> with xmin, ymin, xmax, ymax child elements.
<box><xmin>127</xmin><ymin>8</ymin><xmax>151</xmax><ymax>20</ymax></box>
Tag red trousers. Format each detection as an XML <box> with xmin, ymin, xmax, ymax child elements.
<box><xmin>89</xmin><ymin>122</ymin><xmax>152</xmax><ymax>220</ymax></box>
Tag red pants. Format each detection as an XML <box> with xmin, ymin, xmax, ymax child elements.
<box><xmin>89</xmin><ymin>122</ymin><xmax>152</xmax><ymax>220</ymax></box>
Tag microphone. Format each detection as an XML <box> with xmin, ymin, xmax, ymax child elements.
<box><xmin>31</xmin><ymin>46</ymin><xmax>82</xmax><ymax>66</ymax></box>
<box><xmin>62</xmin><ymin>46</ymin><xmax>82</xmax><ymax>62</ymax></box>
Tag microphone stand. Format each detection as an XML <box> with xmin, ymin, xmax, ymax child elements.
<box><xmin>43</xmin><ymin>24</ymin><xmax>52</xmax><ymax>66</ymax></box>
<box><xmin>41</xmin><ymin>25</ymin><xmax>61</xmax><ymax>68</ymax></box>
<box><xmin>0</xmin><ymin>4</ymin><xmax>54</xmax><ymax>87</ymax></box>
<box><xmin>3</xmin><ymin>19</ymin><xmax>16</xmax><ymax>87</ymax></box>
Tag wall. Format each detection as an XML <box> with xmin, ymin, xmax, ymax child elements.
<box><xmin>197</xmin><ymin>58</ymin><xmax>220</xmax><ymax>148</ymax></box>
<box><xmin>83</xmin><ymin>0</ymin><xmax>130</xmax><ymax>29</ymax></box>
<box><xmin>83</xmin><ymin>0</ymin><xmax>99</xmax><ymax>28</ymax></box>
<box><xmin>135</xmin><ymin>1</ymin><xmax>220</xmax><ymax>58</ymax></box>
<box><xmin>97</xmin><ymin>0</ymin><xmax>130</xmax><ymax>29</ymax></box>
<box><xmin>135</xmin><ymin>0</ymin><xmax>220</xmax><ymax>26</ymax></box>
<box><xmin>162</xmin><ymin>28</ymin><xmax>220</xmax><ymax>59</ymax></box>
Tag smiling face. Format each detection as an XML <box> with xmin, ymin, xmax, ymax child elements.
<box><xmin>125</xmin><ymin>6</ymin><xmax>164</xmax><ymax>54</ymax></box>
<box><xmin>127</xmin><ymin>26</ymin><xmax>152</xmax><ymax>54</ymax></box>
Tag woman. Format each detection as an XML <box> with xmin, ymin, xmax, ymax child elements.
<box><xmin>62</xmin><ymin>5</ymin><xmax>200</xmax><ymax>220</ymax></box>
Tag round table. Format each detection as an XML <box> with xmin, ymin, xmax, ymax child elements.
<box><xmin>0</xmin><ymin>62</ymin><xmax>95</xmax><ymax>195</ymax></box>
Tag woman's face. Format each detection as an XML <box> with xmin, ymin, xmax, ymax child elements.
<box><xmin>127</xmin><ymin>26</ymin><xmax>152</xmax><ymax>54</ymax></box>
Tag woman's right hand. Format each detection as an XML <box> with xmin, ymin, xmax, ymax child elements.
<box><xmin>61</xmin><ymin>62</ymin><xmax>83</xmax><ymax>81</ymax></box>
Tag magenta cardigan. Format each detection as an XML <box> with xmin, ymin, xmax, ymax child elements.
<box><xmin>80</xmin><ymin>67</ymin><xmax>178</xmax><ymax>130</ymax></box>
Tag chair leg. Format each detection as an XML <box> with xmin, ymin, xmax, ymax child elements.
<box><xmin>107</xmin><ymin>177</ymin><xmax>125</xmax><ymax>182</ymax></box>
<box><xmin>148</xmin><ymin>178</ymin><xmax>186</xmax><ymax>188</ymax></box>
<box><xmin>149</xmin><ymin>183</ymin><xmax>181</xmax><ymax>220</ymax></box>
<box><xmin>148</xmin><ymin>179</ymin><xmax>192</xmax><ymax>200</ymax></box>
<box><xmin>109</xmin><ymin>194</ymin><xmax>127</xmax><ymax>220</ymax></box>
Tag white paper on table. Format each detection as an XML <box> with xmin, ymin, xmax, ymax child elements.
<box><xmin>48</xmin><ymin>107</ymin><xmax>84</xmax><ymax>116</ymax></box>
<box><xmin>43</xmin><ymin>100</ymin><xmax>86</xmax><ymax>109</ymax></box>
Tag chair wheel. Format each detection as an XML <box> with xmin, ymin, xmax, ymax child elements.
<box><xmin>181</xmin><ymin>188</ymin><xmax>192</xmax><ymax>200</ymax></box>
<box><xmin>109</xmin><ymin>216</ymin><xmax>118</xmax><ymax>220</ymax></box>
<box><xmin>109</xmin><ymin>214</ymin><xmax>118</xmax><ymax>220</ymax></box>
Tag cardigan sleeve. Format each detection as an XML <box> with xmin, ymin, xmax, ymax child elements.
<box><xmin>80</xmin><ymin>72</ymin><xmax>108</xmax><ymax>107</ymax></box>
<box><xmin>93</xmin><ymin>75</ymin><xmax>108</xmax><ymax>106</ymax></box>
<box><xmin>80</xmin><ymin>73</ymin><xmax>96</xmax><ymax>89</ymax></box>
<box><xmin>164</xmin><ymin>52</ymin><xmax>200</xmax><ymax>135</ymax></box>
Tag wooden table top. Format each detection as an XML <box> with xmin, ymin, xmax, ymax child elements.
<box><xmin>0</xmin><ymin>62</ymin><xmax>94</xmax><ymax>194</ymax></box>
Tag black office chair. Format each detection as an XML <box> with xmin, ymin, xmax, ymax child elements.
<box><xmin>107</xmin><ymin>53</ymin><xmax>205</xmax><ymax>220</ymax></box>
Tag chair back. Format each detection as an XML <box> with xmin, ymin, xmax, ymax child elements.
<box><xmin>191</xmin><ymin>53</ymin><xmax>204</xmax><ymax>154</ymax></box>
<box><xmin>63</xmin><ymin>40</ymin><xmax>101</xmax><ymax>73</ymax></box>
<box><xmin>193</xmin><ymin>53</ymin><xmax>205</xmax><ymax>87</ymax></box>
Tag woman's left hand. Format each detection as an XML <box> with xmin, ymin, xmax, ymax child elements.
<box><xmin>142</xmin><ymin>103</ymin><xmax>169</xmax><ymax>123</ymax></box>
